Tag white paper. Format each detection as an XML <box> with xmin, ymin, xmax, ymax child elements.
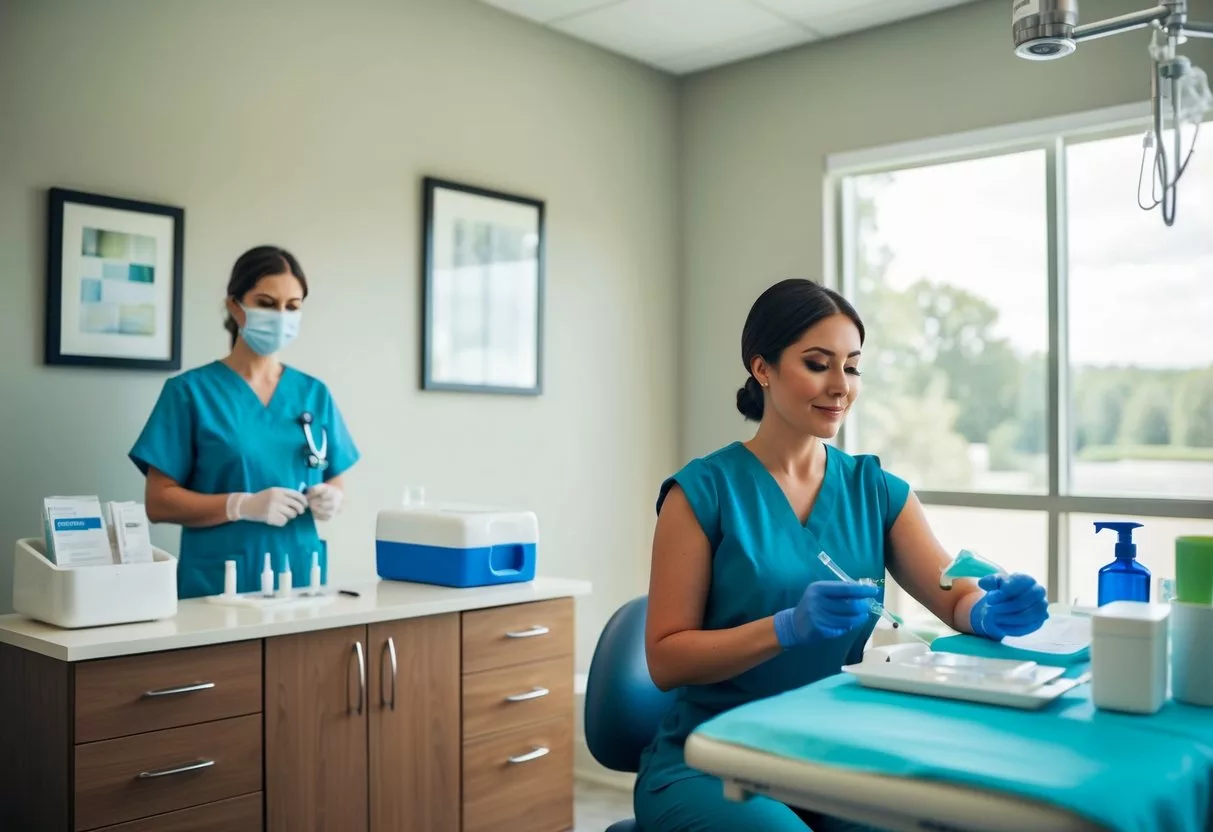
<box><xmin>1002</xmin><ymin>615</ymin><xmax>1092</xmax><ymax>655</ymax></box>
<box><xmin>44</xmin><ymin>496</ymin><xmax>114</xmax><ymax>567</ymax></box>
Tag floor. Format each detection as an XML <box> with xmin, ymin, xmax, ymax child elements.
<box><xmin>575</xmin><ymin>778</ymin><xmax>635</xmax><ymax>831</ymax></box>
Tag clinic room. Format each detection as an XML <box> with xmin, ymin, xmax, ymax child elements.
<box><xmin>3</xmin><ymin>0</ymin><xmax>1213</xmax><ymax>830</ymax></box>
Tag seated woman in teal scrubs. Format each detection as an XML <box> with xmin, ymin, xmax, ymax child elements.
<box><xmin>129</xmin><ymin>246</ymin><xmax>360</xmax><ymax>599</ymax></box>
<box><xmin>637</xmin><ymin>279</ymin><xmax>1049</xmax><ymax>832</ymax></box>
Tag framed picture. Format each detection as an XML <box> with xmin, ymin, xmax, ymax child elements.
<box><xmin>45</xmin><ymin>187</ymin><xmax>184</xmax><ymax>371</ymax></box>
<box><xmin>421</xmin><ymin>176</ymin><xmax>544</xmax><ymax>395</ymax></box>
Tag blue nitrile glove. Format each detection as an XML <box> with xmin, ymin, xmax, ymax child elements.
<box><xmin>773</xmin><ymin>580</ymin><xmax>880</xmax><ymax>648</ymax></box>
<box><xmin>969</xmin><ymin>573</ymin><xmax>1049</xmax><ymax>640</ymax></box>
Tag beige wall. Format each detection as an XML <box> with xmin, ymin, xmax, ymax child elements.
<box><xmin>678</xmin><ymin>0</ymin><xmax>1213</xmax><ymax>460</ymax></box>
<box><xmin>0</xmin><ymin>0</ymin><xmax>680</xmax><ymax>674</ymax></box>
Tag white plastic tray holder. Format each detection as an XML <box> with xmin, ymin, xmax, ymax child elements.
<box><xmin>843</xmin><ymin>642</ymin><xmax>1086</xmax><ymax>710</ymax></box>
<box><xmin>13</xmin><ymin>537</ymin><xmax>178</xmax><ymax>629</ymax></box>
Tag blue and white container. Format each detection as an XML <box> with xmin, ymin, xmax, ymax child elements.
<box><xmin>375</xmin><ymin>502</ymin><xmax>538</xmax><ymax>588</ymax></box>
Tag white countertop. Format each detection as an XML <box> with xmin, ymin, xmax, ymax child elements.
<box><xmin>0</xmin><ymin>576</ymin><xmax>592</xmax><ymax>662</ymax></box>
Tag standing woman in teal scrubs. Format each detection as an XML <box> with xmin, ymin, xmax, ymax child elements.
<box><xmin>130</xmin><ymin>246</ymin><xmax>360</xmax><ymax>599</ymax></box>
<box><xmin>636</xmin><ymin>279</ymin><xmax>1049</xmax><ymax>832</ymax></box>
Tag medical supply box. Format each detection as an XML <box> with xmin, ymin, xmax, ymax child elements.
<box><xmin>12</xmin><ymin>537</ymin><xmax>178</xmax><ymax>629</ymax></box>
<box><xmin>1091</xmin><ymin>600</ymin><xmax>1170</xmax><ymax>715</ymax></box>
<box><xmin>375</xmin><ymin>502</ymin><xmax>537</xmax><ymax>588</ymax></box>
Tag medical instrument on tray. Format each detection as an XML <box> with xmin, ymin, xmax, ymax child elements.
<box><xmin>939</xmin><ymin>549</ymin><xmax>1006</xmax><ymax>589</ymax></box>
<box><xmin>300</xmin><ymin>412</ymin><xmax>328</xmax><ymax>470</ymax></box>
<box><xmin>1011</xmin><ymin>0</ymin><xmax>1213</xmax><ymax>227</ymax></box>
<box><xmin>816</xmin><ymin>551</ymin><xmax>929</xmax><ymax>645</ymax></box>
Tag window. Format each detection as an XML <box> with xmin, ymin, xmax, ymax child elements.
<box><xmin>1066</xmin><ymin>132</ymin><xmax>1213</xmax><ymax>500</ymax></box>
<box><xmin>834</xmin><ymin>109</ymin><xmax>1213</xmax><ymax>613</ymax></box>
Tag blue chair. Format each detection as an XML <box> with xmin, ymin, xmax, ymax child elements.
<box><xmin>584</xmin><ymin>596</ymin><xmax>678</xmax><ymax>832</ymax></box>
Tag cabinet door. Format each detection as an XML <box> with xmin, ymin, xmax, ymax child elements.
<box><xmin>368</xmin><ymin>614</ymin><xmax>460</xmax><ymax>832</ymax></box>
<box><xmin>265</xmin><ymin>625</ymin><xmax>368</xmax><ymax>832</ymax></box>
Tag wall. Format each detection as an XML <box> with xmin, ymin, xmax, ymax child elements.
<box><xmin>0</xmin><ymin>0</ymin><xmax>680</xmax><ymax>674</ymax></box>
<box><xmin>678</xmin><ymin>0</ymin><xmax>1213</xmax><ymax>460</ymax></box>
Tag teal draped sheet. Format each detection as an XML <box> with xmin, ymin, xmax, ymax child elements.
<box><xmin>694</xmin><ymin>647</ymin><xmax>1213</xmax><ymax>832</ymax></box>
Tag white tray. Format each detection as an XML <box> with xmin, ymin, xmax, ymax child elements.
<box><xmin>203</xmin><ymin>589</ymin><xmax>337</xmax><ymax>611</ymax></box>
<box><xmin>13</xmin><ymin>537</ymin><xmax>178</xmax><ymax>629</ymax></box>
<box><xmin>843</xmin><ymin>644</ymin><xmax>1086</xmax><ymax>710</ymax></box>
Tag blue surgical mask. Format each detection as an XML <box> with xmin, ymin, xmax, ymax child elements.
<box><xmin>239</xmin><ymin>305</ymin><xmax>301</xmax><ymax>356</ymax></box>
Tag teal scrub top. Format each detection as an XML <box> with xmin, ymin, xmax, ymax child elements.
<box><xmin>129</xmin><ymin>360</ymin><xmax>360</xmax><ymax>599</ymax></box>
<box><xmin>637</xmin><ymin>440</ymin><xmax>910</xmax><ymax>794</ymax></box>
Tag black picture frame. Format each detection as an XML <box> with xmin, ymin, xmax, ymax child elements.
<box><xmin>421</xmin><ymin>176</ymin><xmax>545</xmax><ymax>396</ymax></box>
<box><xmin>45</xmin><ymin>187</ymin><xmax>185</xmax><ymax>371</ymax></box>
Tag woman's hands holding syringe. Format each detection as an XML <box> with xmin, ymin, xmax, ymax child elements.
<box><xmin>774</xmin><ymin>580</ymin><xmax>880</xmax><ymax>647</ymax></box>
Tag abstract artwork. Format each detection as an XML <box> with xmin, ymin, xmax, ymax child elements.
<box><xmin>46</xmin><ymin>187</ymin><xmax>184</xmax><ymax>370</ymax></box>
<box><xmin>421</xmin><ymin>177</ymin><xmax>544</xmax><ymax>395</ymax></box>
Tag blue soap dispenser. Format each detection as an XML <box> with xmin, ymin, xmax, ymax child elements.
<box><xmin>1095</xmin><ymin>521</ymin><xmax>1150</xmax><ymax>605</ymax></box>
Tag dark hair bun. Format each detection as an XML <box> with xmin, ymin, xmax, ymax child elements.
<box><xmin>736</xmin><ymin>376</ymin><xmax>764</xmax><ymax>421</ymax></box>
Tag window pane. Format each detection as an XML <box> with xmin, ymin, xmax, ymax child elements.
<box><xmin>844</xmin><ymin>151</ymin><xmax>1049</xmax><ymax>492</ymax></box>
<box><xmin>1067</xmin><ymin>514</ymin><xmax>1213</xmax><ymax>607</ymax></box>
<box><xmin>886</xmin><ymin>505</ymin><xmax>1048</xmax><ymax>623</ymax></box>
<box><xmin>1066</xmin><ymin>130</ymin><xmax>1213</xmax><ymax>499</ymax></box>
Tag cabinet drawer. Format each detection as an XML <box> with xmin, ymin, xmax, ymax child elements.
<box><xmin>92</xmin><ymin>792</ymin><xmax>263</xmax><ymax>832</ymax></box>
<box><xmin>462</xmin><ymin>715</ymin><xmax>573</xmax><ymax>832</ymax></box>
<box><xmin>462</xmin><ymin>598</ymin><xmax>573</xmax><ymax>674</ymax></box>
<box><xmin>76</xmin><ymin>641</ymin><xmax>262</xmax><ymax>743</ymax></box>
<box><xmin>75</xmin><ymin>713</ymin><xmax>263</xmax><ymax>831</ymax></box>
<box><xmin>463</xmin><ymin>654</ymin><xmax>573</xmax><ymax>741</ymax></box>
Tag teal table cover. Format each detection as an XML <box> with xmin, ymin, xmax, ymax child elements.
<box><xmin>693</xmin><ymin>666</ymin><xmax>1213</xmax><ymax>832</ymax></box>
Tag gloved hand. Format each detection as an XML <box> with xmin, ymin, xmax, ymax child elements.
<box><xmin>969</xmin><ymin>573</ymin><xmax>1049</xmax><ymax>640</ymax></box>
<box><xmin>305</xmin><ymin>482</ymin><xmax>343</xmax><ymax>522</ymax></box>
<box><xmin>773</xmin><ymin>580</ymin><xmax>880</xmax><ymax>648</ymax></box>
<box><xmin>226</xmin><ymin>487</ymin><xmax>307</xmax><ymax>527</ymax></box>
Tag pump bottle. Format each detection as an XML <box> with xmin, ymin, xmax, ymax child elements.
<box><xmin>1096</xmin><ymin>521</ymin><xmax>1150</xmax><ymax>605</ymax></box>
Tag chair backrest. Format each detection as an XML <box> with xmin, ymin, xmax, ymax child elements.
<box><xmin>584</xmin><ymin>596</ymin><xmax>677</xmax><ymax>773</ymax></box>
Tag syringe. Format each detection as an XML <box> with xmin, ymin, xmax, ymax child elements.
<box><xmin>816</xmin><ymin>551</ymin><xmax>927</xmax><ymax>645</ymax></box>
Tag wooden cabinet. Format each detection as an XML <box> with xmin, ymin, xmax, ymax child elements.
<box><xmin>461</xmin><ymin>598</ymin><xmax>575</xmax><ymax>832</ymax></box>
<box><xmin>0</xmin><ymin>595</ymin><xmax>577</xmax><ymax>832</ymax></box>
<box><xmin>0</xmin><ymin>641</ymin><xmax>264</xmax><ymax>832</ymax></box>
<box><xmin>265</xmin><ymin>616</ymin><xmax>462</xmax><ymax>832</ymax></box>
<box><xmin>265</xmin><ymin>624</ymin><xmax>369</xmax><ymax>832</ymax></box>
<box><xmin>368</xmin><ymin>615</ymin><xmax>461</xmax><ymax>832</ymax></box>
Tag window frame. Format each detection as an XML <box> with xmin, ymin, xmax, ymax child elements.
<box><xmin>824</xmin><ymin>102</ymin><xmax>1213</xmax><ymax>603</ymax></box>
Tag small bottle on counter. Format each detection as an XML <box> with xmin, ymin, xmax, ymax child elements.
<box><xmin>261</xmin><ymin>552</ymin><xmax>274</xmax><ymax>597</ymax></box>
<box><xmin>278</xmin><ymin>557</ymin><xmax>293</xmax><ymax>598</ymax></box>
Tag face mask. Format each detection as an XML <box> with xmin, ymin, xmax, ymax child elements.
<box><xmin>239</xmin><ymin>304</ymin><xmax>301</xmax><ymax>356</ymax></box>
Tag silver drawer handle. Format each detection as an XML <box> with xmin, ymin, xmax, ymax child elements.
<box><xmin>504</xmin><ymin>687</ymin><xmax>550</xmax><ymax>703</ymax></box>
<box><xmin>507</xmin><ymin>746</ymin><xmax>550</xmax><ymax>765</ymax></box>
<box><xmin>504</xmin><ymin>625</ymin><xmax>549</xmax><ymax>639</ymax></box>
<box><xmin>349</xmin><ymin>641</ymin><xmax>366</xmax><ymax>715</ymax></box>
<box><xmin>137</xmin><ymin>759</ymin><xmax>215</xmax><ymax>779</ymax></box>
<box><xmin>142</xmin><ymin>682</ymin><xmax>215</xmax><ymax>698</ymax></box>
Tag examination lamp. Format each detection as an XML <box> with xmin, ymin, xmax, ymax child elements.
<box><xmin>1012</xmin><ymin>0</ymin><xmax>1213</xmax><ymax>226</ymax></box>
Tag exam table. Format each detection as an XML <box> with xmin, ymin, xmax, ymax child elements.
<box><xmin>685</xmin><ymin>730</ymin><xmax>1105</xmax><ymax>832</ymax></box>
<box><xmin>684</xmin><ymin>635</ymin><xmax>1213</xmax><ymax>832</ymax></box>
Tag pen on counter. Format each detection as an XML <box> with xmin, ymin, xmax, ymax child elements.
<box><xmin>339</xmin><ymin>589</ymin><xmax>360</xmax><ymax>598</ymax></box>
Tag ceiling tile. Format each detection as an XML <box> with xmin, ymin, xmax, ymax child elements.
<box><xmin>749</xmin><ymin>0</ymin><xmax>890</xmax><ymax>28</ymax></box>
<box><xmin>659</xmin><ymin>25</ymin><xmax>815</xmax><ymax>74</ymax></box>
<box><xmin>480</xmin><ymin>0</ymin><xmax>623</xmax><ymax>25</ymax></box>
<box><xmin>810</xmin><ymin>0</ymin><xmax>976</xmax><ymax>37</ymax></box>
<box><xmin>550</xmin><ymin>0</ymin><xmax>805</xmax><ymax>68</ymax></box>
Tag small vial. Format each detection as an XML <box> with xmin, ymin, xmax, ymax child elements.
<box><xmin>223</xmin><ymin>560</ymin><xmax>237</xmax><ymax>597</ymax></box>
<box><xmin>278</xmin><ymin>557</ymin><xmax>293</xmax><ymax>598</ymax></box>
<box><xmin>309</xmin><ymin>551</ymin><xmax>322</xmax><ymax>595</ymax></box>
<box><xmin>261</xmin><ymin>553</ymin><xmax>274</xmax><ymax>597</ymax></box>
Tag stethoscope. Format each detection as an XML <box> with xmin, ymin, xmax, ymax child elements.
<box><xmin>299</xmin><ymin>412</ymin><xmax>328</xmax><ymax>470</ymax></box>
